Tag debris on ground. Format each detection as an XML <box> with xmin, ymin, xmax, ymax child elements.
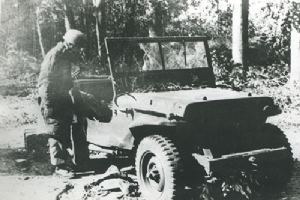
<box><xmin>56</xmin><ymin>183</ymin><xmax>75</xmax><ymax>200</ymax></box>
<box><xmin>56</xmin><ymin>165</ymin><xmax>140</xmax><ymax>200</ymax></box>
<box><xmin>14</xmin><ymin>158</ymin><xmax>29</xmax><ymax>168</ymax></box>
<box><xmin>82</xmin><ymin>165</ymin><xmax>140</xmax><ymax>200</ymax></box>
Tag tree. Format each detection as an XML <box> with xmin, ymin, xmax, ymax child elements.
<box><xmin>93</xmin><ymin>0</ymin><xmax>106</xmax><ymax>59</ymax></box>
<box><xmin>290</xmin><ymin>27</ymin><xmax>300</xmax><ymax>82</ymax></box>
<box><xmin>36</xmin><ymin>7</ymin><xmax>45</xmax><ymax>57</ymax></box>
<box><xmin>81</xmin><ymin>0</ymin><xmax>91</xmax><ymax>58</ymax></box>
<box><xmin>0</xmin><ymin>0</ymin><xmax>3</xmax><ymax>56</ymax></box>
<box><xmin>143</xmin><ymin>0</ymin><xmax>168</xmax><ymax>71</ymax></box>
<box><xmin>232</xmin><ymin>0</ymin><xmax>249</xmax><ymax>71</ymax></box>
<box><xmin>124</xmin><ymin>0</ymin><xmax>136</xmax><ymax>37</ymax></box>
<box><xmin>290</xmin><ymin>1</ymin><xmax>300</xmax><ymax>82</ymax></box>
<box><xmin>64</xmin><ymin>0</ymin><xmax>76</xmax><ymax>30</ymax></box>
<box><xmin>0</xmin><ymin>0</ymin><xmax>2</xmax><ymax>26</ymax></box>
<box><xmin>147</xmin><ymin>0</ymin><xmax>167</xmax><ymax>37</ymax></box>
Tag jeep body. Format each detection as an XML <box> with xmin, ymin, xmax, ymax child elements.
<box><xmin>76</xmin><ymin>37</ymin><xmax>279</xmax><ymax>151</ymax></box>
<box><xmin>74</xmin><ymin>37</ymin><xmax>292</xmax><ymax>200</ymax></box>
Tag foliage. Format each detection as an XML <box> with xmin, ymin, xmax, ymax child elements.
<box><xmin>210</xmin><ymin>39</ymin><xmax>234</xmax><ymax>83</ymax></box>
<box><xmin>214</xmin><ymin>60</ymin><xmax>300</xmax><ymax>115</ymax></box>
<box><xmin>5</xmin><ymin>48</ymin><xmax>39</xmax><ymax>80</ymax></box>
<box><xmin>247</xmin><ymin>72</ymin><xmax>300</xmax><ymax>114</ymax></box>
<box><xmin>0</xmin><ymin>46</ymin><xmax>40</xmax><ymax>96</ymax></box>
<box><xmin>106</xmin><ymin>0</ymin><xmax>148</xmax><ymax>37</ymax></box>
<box><xmin>166</xmin><ymin>0</ymin><xmax>232</xmax><ymax>37</ymax></box>
<box><xmin>0</xmin><ymin>0</ymin><xmax>295</xmax><ymax>62</ymax></box>
<box><xmin>0</xmin><ymin>0</ymin><xmax>298</xmax><ymax>120</ymax></box>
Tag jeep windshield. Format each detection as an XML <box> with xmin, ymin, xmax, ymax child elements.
<box><xmin>105</xmin><ymin>37</ymin><xmax>215</xmax><ymax>93</ymax></box>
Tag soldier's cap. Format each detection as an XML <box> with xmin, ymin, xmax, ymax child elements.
<box><xmin>63</xmin><ymin>29</ymin><xmax>86</xmax><ymax>47</ymax></box>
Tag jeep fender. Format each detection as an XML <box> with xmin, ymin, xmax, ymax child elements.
<box><xmin>129</xmin><ymin>115</ymin><xmax>187</xmax><ymax>146</ymax></box>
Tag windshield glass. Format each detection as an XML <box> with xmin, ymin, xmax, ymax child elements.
<box><xmin>138</xmin><ymin>41</ymin><xmax>209</xmax><ymax>71</ymax></box>
<box><xmin>106</xmin><ymin>38</ymin><xmax>214</xmax><ymax>93</ymax></box>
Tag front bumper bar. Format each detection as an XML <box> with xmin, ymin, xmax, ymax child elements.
<box><xmin>193</xmin><ymin>147</ymin><xmax>289</xmax><ymax>175</ymax></box>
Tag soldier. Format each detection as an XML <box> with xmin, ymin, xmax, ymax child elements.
<box><xmin>38</xmin><ymin>29</ymin><xmax>86</xmax><ymax>177</ymax></box>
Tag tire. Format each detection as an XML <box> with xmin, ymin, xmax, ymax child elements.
<box><xmin>135</xmin><ymin>135</ymin><xmax>182</xmax><ymax>200</ymax></box>
<box><xmin>258</xmin><ymin>123</ymin><xmax>293</xmax><ymax>185</ymax></box>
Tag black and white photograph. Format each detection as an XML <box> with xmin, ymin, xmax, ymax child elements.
<box><xmin>0</xmin><ymin>0</ymin><xmax>299</xmax><ymax>199</ymax></box>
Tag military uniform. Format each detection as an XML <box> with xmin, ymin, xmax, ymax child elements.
<box><xmin>38</xmin><ymin>42</ymin><xmax>75</xmax><ymax>166</ymax></box>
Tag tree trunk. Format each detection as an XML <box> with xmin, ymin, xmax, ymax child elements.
<box><xmin>94</xmin><ymin>0</ymin><xmax>106</xmax><ymax>66</ymax></box>
<box><xmin>232</xmin><ymin>0</ymin><xmax>249</xmax><ymax>71</ymax></box>
<box><xmin>0</xmin><ymin>0</ymin><xmax>2</xmax><ymax>26</ymax></box>
<box><xmin>95</xmin><ymin>13</ymin><xmax>101</xmax><ymax>57</ymax></box>
<box><xmin>82</xmin><ymin>0</ymin><xmax>91</xmax><ymax>58</ymax></box>
<box><xmin>125</xmin><ymin>0</ymin><xmax>136</xmax><ymax>37</ymax></box>
<box><xmin>147</xmin><ymin>0</ymin><xmax>164</xmax><ymax>37</ymax></box>
<box><xmin>36</xmin><ymin>7</ymin><xmax>45</xmax><ymax>58</ymax></box>
<box><xmin>0</xmin><ymin>0</ymin><xmax>3</xmax><ymax>56</ymax></box>
<box><xmin>143</xmin><ymin>0</ymin><xmax>166</xmax><ymax>71</ymax></box>
<box><xmin>64</xmin><ymin>0</ymin><xmax>76</xmax><ymax>31</ymax></box>
<box><xmin>122</xmin><ymin>0</ymin><xmax>136</xmax><ymax>74</ymax></box>
<box><xmin>290</xmin><ymin>26</ymin><xmax>300</xmax><ymax>82</ymax></box>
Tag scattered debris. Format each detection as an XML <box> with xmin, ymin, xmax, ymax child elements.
<box><xmin>56</xmin><ymin>183</ymin><xmax>75</xmax><ymax>200</ymax></box>
<box><xmin>81</xmin><ymin>165</ymin><xmax>140</xmax><ymax>200</ymax></box>
<box><xmin>120</xmin><ymin>166</ymin><xmax>135</xmax><ymax>174</ymax></box>
<box><xmin>14</xmin><ymin>158</ymin><xmax>28</xmax><ymax>167</ymax></box>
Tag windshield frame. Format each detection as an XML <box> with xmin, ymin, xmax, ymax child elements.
<box><xmin>105</xmin><ymin>36</ymin><xmax>212</xmax><ymax>73</ymax></box>
<box><xmin>104</xmin><ymin>36</ymin><xmax>215</xmax><ymax>95</ymax></box>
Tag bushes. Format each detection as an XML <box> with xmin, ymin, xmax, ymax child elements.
<box><xmin>0</xmin><ymin>48</ymin><xmax>40</xmax><ymax>96</ymax></box>
<box><xmin>213</xmin><ymin>58</ymin><xmax>300</xmax><ymax>115</ymax></box>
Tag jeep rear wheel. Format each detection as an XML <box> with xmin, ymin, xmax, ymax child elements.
<box><xmin>258</xmin><ymin>123</ymin><xmax>293</xmax><ymax>185</ymax></box>
<box><xmin>135</xmin><ymin>135</ymin><xmax>182</xmax><ymax>200</ymax></box>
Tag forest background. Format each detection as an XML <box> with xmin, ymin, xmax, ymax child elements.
<box><xmin>0</xmin><ymin>0</ymin><xmax>300</xmax><ymax>127</ymax></box>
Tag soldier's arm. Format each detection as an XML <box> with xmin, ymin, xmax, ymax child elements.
<box><xmin>42</xmin><ymin>51</ymin><xmax>59</xmax><ymax>106</ymax></box>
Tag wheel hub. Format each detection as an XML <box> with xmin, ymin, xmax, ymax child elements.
<box><xmin>144</xmin><ymin>156</ymin><xmax>165</xmax><ymax>192</ymax></box>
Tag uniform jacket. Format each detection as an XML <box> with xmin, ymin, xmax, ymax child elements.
<box><xmin>38</xmin><ymin>42</ymin><xmax>76</xmax><ymax>119</ymax></box>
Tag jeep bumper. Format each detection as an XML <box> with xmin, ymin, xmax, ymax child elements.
<box><xmin>192</xmin><ymin>147</ymin><xmax>289</xmax><ymax>175</ymax></box>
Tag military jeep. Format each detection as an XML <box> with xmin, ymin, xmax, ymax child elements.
<box><xmin>74</xmin><ymin>36</ymin><xmax>293</xmax><ymax>200</ymax></box>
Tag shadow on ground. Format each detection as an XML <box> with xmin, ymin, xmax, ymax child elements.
<box><xmin>0</xmin><ymin>132</ymin><xmax>53</xmax><ymax>175</ymax></box>
<box><xmin>0</xmin><ymin>132</ymin><xmax>132</xmax><ymax>177</ymax></box>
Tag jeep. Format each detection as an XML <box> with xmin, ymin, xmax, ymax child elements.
<box><xmin>74</xmin><ymin>36</ymin><xmax>293</xmax><ymax>200</ymax></box>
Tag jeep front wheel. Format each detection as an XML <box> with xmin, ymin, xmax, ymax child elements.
<box><xmin>135</xmin><ymin>135</ymin><xmax>182</xmax><ymax>200</ymax></box>
<box><xmin>258</xmin><ymin>123</ymin><xmax>293</xmax><ymax>185</ymax></box>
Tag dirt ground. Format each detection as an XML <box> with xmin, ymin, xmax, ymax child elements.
<box><xmin>0</xmin><ymin>96</ymin><xmax>300</xmax><ymax>200</ymax></box>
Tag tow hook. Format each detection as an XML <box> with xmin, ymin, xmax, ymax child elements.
<box><xmin>205</xmin><ymin>173</ymin><xmax>218</xmax><ymax>184</ymax></box>
<box><xmin>263</xmin><ymin>105</ymin><xmax>281</xmax><ymax>116</ymax></box>
<box><xmin>248</xmin><ymin>156</ymin><xmax>258</xmax><ymax>167</ymax></box>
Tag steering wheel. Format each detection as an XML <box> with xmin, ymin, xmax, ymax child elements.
<box><xmin>114</xmin><ymin>92</ymin><xmax>137</xmax><ymax>107</ymax></box>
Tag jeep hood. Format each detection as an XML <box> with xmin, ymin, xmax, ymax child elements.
<box><xmin>120</xmin><ymin>88</ymin><xmax>277</xmax><ymax>118</ymax></box>
<box><xmin>134</xmin><ymin>88</ymin><xmax>246</xmax><ymax>102</ymax></box>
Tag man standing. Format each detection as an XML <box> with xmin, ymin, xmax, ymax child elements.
<box><xmin>38</xmin><ymin>29</ymin><xmax>86</xmax><ymax>177</ymax></box>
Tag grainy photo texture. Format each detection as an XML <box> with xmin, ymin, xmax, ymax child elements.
<box><xmin>0</xmin><ymin>0</ymin><xmax>299</xmax><ymax>200</ymax></box>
